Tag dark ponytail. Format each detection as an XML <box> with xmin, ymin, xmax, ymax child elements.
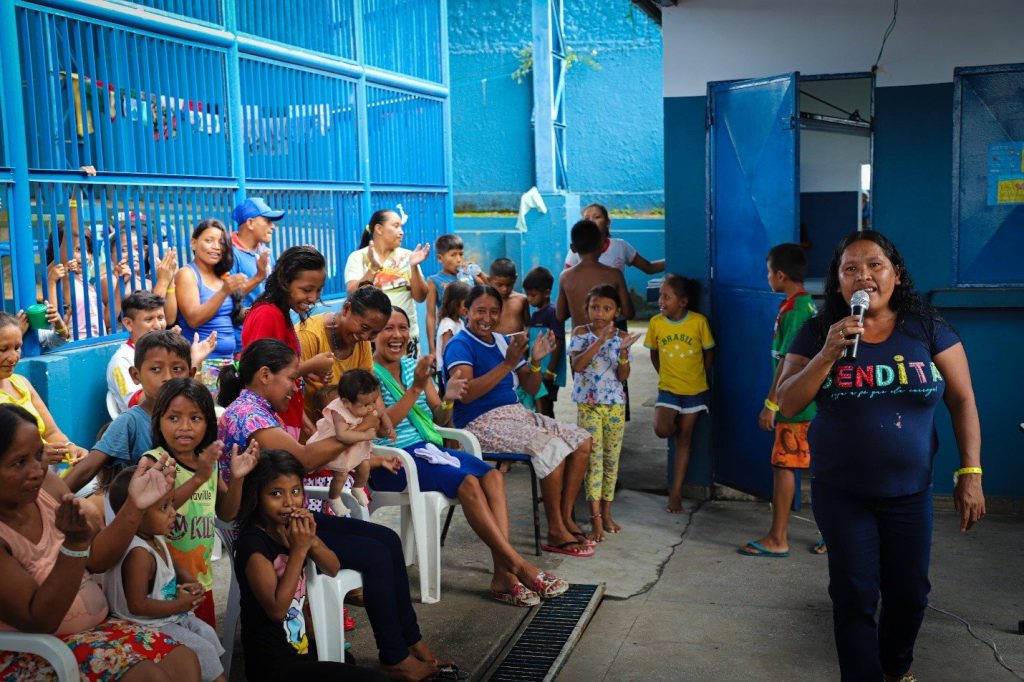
<box><xmin>218</xmin><ymin>338</ymin><xmax>297</xmax><ymax>407</ymax></box>
<box><xmin>359</xmin><ymin>210</ymin><xmax>397</xmax><ymax>249</ymax></box>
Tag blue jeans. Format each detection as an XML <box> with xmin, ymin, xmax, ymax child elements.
<box><xmin>812</xmin><ymin>481</ymin><xmax>933</xmax><ymax>681</ymax></box>
<box><xmin>313</xmin><ymin>513</ymin><xmax>422</xmax><ymax>665</ymax></box>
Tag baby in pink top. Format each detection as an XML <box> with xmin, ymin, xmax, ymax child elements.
<box><xmin>307</xmin><ymin>369</ymin><xmax>382</xmax><ymax>517</ymax></box>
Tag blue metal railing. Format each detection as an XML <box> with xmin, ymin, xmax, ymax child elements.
<box><xmin>18</xmin><ymin>6</ymin><xmax>231</xmax><ymax>177</ymax></box>
<box><xmin>362</xmin><ymin>0</ymin><xmax>443</xmax><ymax>84</ymax></box>
<box><xmin>2</xmin><ymin>0</ymin><xmax>451</xmax><ymax>355</ymax></box>
<box><xmin>367</xmin><ymin>85</ymin><xmax>445</xmax><ymax>185</ymax></box>
<box><xmin>130</xmin><ymin>0</ymin><xmax>222</xmax><ymax>25</ymax></box>
<box><xmin>241</xmin><ymin>58</ymin><xmax>360</xmax><ymax>183</ymax></box>
<box><xmin>237</xmin><ymin>0</ymin><xmax>355</xmax><ymax>60</ymax></box>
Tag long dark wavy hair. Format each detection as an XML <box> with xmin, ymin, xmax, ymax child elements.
<box><xmin>236</xmin><ymin>448</ymin><xmax>307</xmax><ymax>529</ymax></box>
<box><xmin>814</xmin><ymin>230</ymin><xmax>939</xmax><ymax>343</ymax></box>
<box><xmin>254</xmin><ymin>245</ymin><xmax>325</xmax><ymax>324</ymax></box>
<box><xmin>151</xmin><ymin>378</ymin><xmax>219</xmax><ymax>455</ymax></box>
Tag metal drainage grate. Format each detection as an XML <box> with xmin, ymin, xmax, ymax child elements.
<box><xmin>486</xmin><ymin>584</ymin><xmax>604</xmax><ymax>682</ymax></box>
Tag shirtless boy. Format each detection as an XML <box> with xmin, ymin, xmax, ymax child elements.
<box><xmin>489</xmin><ymin>257</ymin><xmax>530</xmax><ymax>334</ymax></box>
<box><xmin>557</xmin><ymin>220</ymin><xmax>633</xmax><ymax>326</ymax></box>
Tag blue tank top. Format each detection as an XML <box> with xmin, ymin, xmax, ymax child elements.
<box><xmin>176</xmin><ymin>263</ymin><xmax>236</xmax><ymax>359</ymax></box>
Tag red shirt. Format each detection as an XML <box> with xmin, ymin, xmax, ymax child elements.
<box><xmin>241</xmin><ymin>302</ymin><xmax>304</xmax><ymax>429</ymax></box>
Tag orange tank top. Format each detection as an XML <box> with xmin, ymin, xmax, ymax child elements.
<box><xmin>0</xmin><ymin>489</ymin><xmax>107</xmax><ymax>635</ymax></box>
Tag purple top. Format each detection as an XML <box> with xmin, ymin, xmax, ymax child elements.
<box><xmin>218</xmin><ymin>389</ymin><xmax>279</xmax><ymax>484</ymax></box>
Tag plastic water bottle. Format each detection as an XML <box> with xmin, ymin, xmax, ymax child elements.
<box><xmin>458</xmin><ymin>262</ymin><xmax>481</xmax><ymax>284</ymax></box>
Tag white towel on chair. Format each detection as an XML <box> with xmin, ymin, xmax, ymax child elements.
<box><xmin>412</xmin><ymin>443</ymin><xmax>460</xmax><ymax>467</ymax></box>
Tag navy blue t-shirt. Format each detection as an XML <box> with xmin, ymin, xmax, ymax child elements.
<box><xmin>788</xmin><ymin>314</ymin><xmax>961</xmax><ymax>497</ymax></box>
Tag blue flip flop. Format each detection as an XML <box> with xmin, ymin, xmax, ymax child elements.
<box><xmin>738</xmin><ymin>541</ymin><xmax>789</xmax><ymax>558</ymax></box>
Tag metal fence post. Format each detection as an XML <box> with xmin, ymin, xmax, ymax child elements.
<box><xmin>0</xmin><ymin>0</ymin><xmax>41</xmax><ymax>356</ymax></box>
<box><xmin>354</xmin><ymin>0</ymin><xmax>373</xmax><ymax>223</ymax></box>
<box><xmin>224</xmin><ymin>0</ymin><xmax>246</xmax><ymax>207</ymax></box>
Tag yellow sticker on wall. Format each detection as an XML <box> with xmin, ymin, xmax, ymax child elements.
<box><xmin>996</xmin><ymin>179</ymin><xmax>1024</xmax><ymax>204</ymax></box>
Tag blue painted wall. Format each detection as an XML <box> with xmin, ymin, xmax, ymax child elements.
<box><xmin>448</xmin><ymin>0</ymin><xmax>663</xmax><ymax>212</ymax></box>
<box><xmin>664</xmin><ymin>84</ymin><xmax>1024</xmax><ymax>498</ymax></box>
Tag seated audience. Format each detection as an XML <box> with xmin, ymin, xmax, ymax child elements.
<box><xmin>444</xmin><ymin>286</ymin><xmax>594</xmax><ymax>558</ymax></box>
<box><xmin>373</xmin><ymin>307</ymin><xmax>569</xmax><ymax>606</ymax></box>
<box><xmin>218</xmin><ymin>339</ymin><xmax>462</xmax><ymax>681</ymax></box>
<box><xmin>66</xmin><ymin>330</ymin><xmax>193</xmax><ymax>494</ymax></box>
<box><xmin>0</xmin><ymin>403</ymin><xmax>200</xmax><ymax>681</ymax></box>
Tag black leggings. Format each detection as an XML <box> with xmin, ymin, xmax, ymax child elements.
<box><xmin>313</xmin><ymin>512</ymin><xmax>422</xmax><ymax>665</ymax></box>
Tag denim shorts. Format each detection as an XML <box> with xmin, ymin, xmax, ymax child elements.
<box><xmin>655</xmin><ymin>389</ymin><xmax>710</xmax><ymax>414</ymax></box>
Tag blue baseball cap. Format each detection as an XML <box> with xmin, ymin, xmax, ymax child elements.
<box><xmin>231</xmin><ymin>197</ymin><xmax>285</xmax><ymax>224</ymax></box>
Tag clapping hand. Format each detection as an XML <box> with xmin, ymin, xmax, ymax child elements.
<box><xmin>170</xmin><ymin>584</ymin><xmax>205</xmax><ymax>614</ymax></box>
<box><xmin>191</xmin><ymin>331</ymin><xmax>218</xmax><ymax>368</ymax></box>
<box><xmin>304</xmin><ymin>351</ymin><xmax>335</xmax><ymax>384</ymax></box>
<box><xmin>155</xmin><ymin>249</ymin><xmax>177</xmax><ymax>288</ymax></box>
<box><xmin>129</xmin><ymin>453</ymin><xmax>176</xmax><ymax>510</ymax></box>
<box><xmin>409</xmin><ymin>243</ymin><xmax>431</xmax><ymax>267</ymax></box>
<box><xmin>256</xmin><ymin>249</ymin><xmax>270</xmax><ymax>279</ymax></box>
<box><xmin>619</xmin><ymin>332</ymin><xmax>643</xmax><ymax>352</ymax></box>
<box><xmin>229</xmin><ymin>441</ymin><xmax>260</xmax><ymax>480</ymax></box>
<box><xmin>530</xmin><ymin>329</ymin><xmax>556</xmax><ymax>362</ymax></box>
<box><xmin>504</xmin><ymin>333</ymin><xmax>529</xmax><ymax>367</ymax></box>
<box><xmin>55</xmin><ymin>494</ymin><xmax>100</xmax><ymax>549</ymax></box>
<box><xmin>413</xmin><ymin>354</ymin><xmax>435</xmax><ymax>390</ymax></box>
<box><xmin>442</xmin><ymin>375</ymin><xmax>468</xmax><ymax>403</ymax></box>
<box><xmin>222</xmin><ymin>273</ymin><xmax>248</xmax><ymax>295</ymax></box>
<box><xmin>195</xmin><ymin>441</ymin><xmax>224</xmax><ymax>483</ymax></box>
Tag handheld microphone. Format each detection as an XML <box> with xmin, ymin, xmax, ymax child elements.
<box><xmin>843</xmin><ymin>290</ymin><xmax>871</xmax><ymax>361</ymax></box>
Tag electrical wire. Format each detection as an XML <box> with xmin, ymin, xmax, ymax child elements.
<box><xmin>928</xmin><ymin>605</ymin><xmax>1024</xmax><ymax>680</ymax></box>
<box><xmin>871</xmin><ymin>0</ymin><xmax>899</xmax><ymax>73</ymax></box>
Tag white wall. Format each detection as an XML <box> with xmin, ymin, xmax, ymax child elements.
<box><xmin>801</xmin><ymin>130</ymin><xmax>870</xmax><ymax>193</ymax></box>
<box><xmin>663</xmin><ymin>0</ymin><xmax>1023</xmax><ymax>97</ymax></box>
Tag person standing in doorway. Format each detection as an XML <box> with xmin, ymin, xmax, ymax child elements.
<box><xmin>738</xmin><ymin>243</ymin><xmax>824</xmax><ymax>558</ymax></box>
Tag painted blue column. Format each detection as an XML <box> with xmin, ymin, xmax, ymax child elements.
<box><xmin>354</xmin><ymin>0</ymin><xmax>373</xmax><ymax>223</ymax></box>
<box><xmin>531</xmin><ymin>0</ymin><xmax>561</xmax><ymax>193</ymax></box>
<box><xmin>0</xmin><ymin>0</ymin><xmax>40</xmax><ymax>356</ymax></box>
<box><xmin>439</xmin><ymin>0</ymin><xmax>454</xmax><ymax>233</ymax></box>
<box><xmin>224</xmin><ymin>0</ymin><xmax>246</xmax><ymax>204</ymax></box>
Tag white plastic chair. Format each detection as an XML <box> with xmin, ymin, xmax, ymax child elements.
<box><xmin>367</xmin><ymin>427</ymin><xmax>482</xmax><ymax>604</ymax></box>
<box><xmin>105</xmin><ymin>392</ymin><xmax>121</xmax><ymax>420</ymax></box>
<box><xmin>304</xmin><ymin>559</ymin><xmax>363</xmax><ymax>662</ymax></box>
<box><xmin>0</xmin><ymin>632</ymin><xmax>78</xmax><ymax>680</ymax></box>
<box><xmin>213</xmin><ymin>520</ymin><xmax>241</xmax><ymax>678</ymax></box>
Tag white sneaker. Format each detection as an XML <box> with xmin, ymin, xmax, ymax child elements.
<box><xmin>328</xmin><ymin>497</ymin><xmax>350</xmax><ymax>517</ymax></box>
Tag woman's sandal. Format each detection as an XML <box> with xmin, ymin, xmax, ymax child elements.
<box><xmin>531</xmin><ymin>571</ymin><xmax>569</xmax><ymax>599</ymax></box>
<box><xmin>491</xmin><ymin>582</ymin><xmax>541</xmax><ymax>607</ymax></box>
<box><xmin>572</xmin><ymin>531</ymin><xmax>598</xmax><ymax>547</ymax></box>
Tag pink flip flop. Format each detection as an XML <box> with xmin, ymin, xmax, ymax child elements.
<box><xmin>541</xmin><ymin>541</ymin><xmax>595</xmax><ymax>558</ymax></box>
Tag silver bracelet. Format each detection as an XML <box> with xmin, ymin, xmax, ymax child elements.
<box><xmin>59</xmin><ymin>544</ymin><xmax>90</xmax><ymax>559</ymax></box>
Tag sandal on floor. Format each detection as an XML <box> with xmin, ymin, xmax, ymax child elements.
<box><xmin>531</xmin><ymin>571</ymin><xmax>569</xmax><ymax>599</ymax></box>
<box><xmin>811</xmin><ymin>536</ymin><xmax>828</xmax><ymax>555</ymax></box>
<box><xmin>431</xmin><ymin>663</ymin><xmax>470</xmax><ymax>681</ymax></box>
<box><xmin>541</xmin><ymin>540</ymin><xmax>595</xmax><ymax>558</ymax></box>
<box><xmin>572</xmin><ymin>532</ymin><xmax>598</xmax><ymax>547</ymax></box>
<box><xmin>492</xmin><ymin>582</ymin><xmax>541</xmax><ymax>607</ymax></box>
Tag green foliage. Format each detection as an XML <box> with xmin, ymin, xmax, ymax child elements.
<box><xmin>511</xmin><ymin>45</ymin><xmax>601</xmax><ymax>84</ymax></box>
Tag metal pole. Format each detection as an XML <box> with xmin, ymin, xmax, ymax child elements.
<box><xmin>223</xmin><ymin>0</ymin><xmax>246</xmax><ymax>204</ymax></box>
<box><xmin>354</xmin><ymin>0</ymin><xmax>373</xmax><ymax>222</ymax></box>
<box><xmin>531</xmin><ymin>0</ymin><xmax>556</xmax><ymax>194</ymax></box>
<box><xmin>0</xmin><ymin>0</ymin><xmax>41</xmax><ymax>356</ymax></box>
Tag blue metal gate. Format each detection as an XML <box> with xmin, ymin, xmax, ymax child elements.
<box><xmin>953</xmin><ymin>63</ymin><xmax>1024</xmax><ymax>286</ymax></box>
<box><xmin>0</xmin><ymin>0</ymin><xmax>451</xmax><ymax>353</ymax></box>
<box><xmin>708</xmin><ymin>73</ymin><xmax>800</xmax><ymax>501</ymax></box>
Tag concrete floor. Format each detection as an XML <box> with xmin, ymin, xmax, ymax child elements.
<box><xmin>213</xmin><ymin>326</ymin><xmax>1024</xmax><ymax>680</ymax></box>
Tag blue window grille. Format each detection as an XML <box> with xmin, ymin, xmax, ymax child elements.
<box><xmin>367</xmin><ymin>85</ymin><xmax>445</xmax><ymax>185</ymax></box>
<box><xmin>2</xmin><ymin>0</ymin><xmax>451</xmax><ymax>355</ymax></box>
<box><xmin>18</xmin><ymin>6</ymin><xmax>230</xmax><ymax>177</ymax></box>
<box><xmin>237</xmin><ymin>0</ymin><xmax>355</xmax><ymax>61</ymax></box>
<box><xmin>241</xmin><ymin>58</ymin><xmax>360</xmax><ymax>183</ymax></box>
<box><xmin>363</xmin><ymin>0</ymin><xmax>443</xmax><ymax>83</ymax></box>
<box><xmin>128</xmin><ymin>0</ymin><xmax>222</xmax><ymax>26</ymax></box>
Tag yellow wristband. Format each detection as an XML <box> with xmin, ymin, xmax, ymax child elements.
<box><xmin>953</xmin><ymin>467</ymin><xmax>982</xmax><ymax>485</ymax></box>
<box><xmin>618</xmin><ymin>357</ymin><xmax>629</xmax><ymax>366</ymax></box>
<box><xmin>165</xmin><ymin>286</ymin><xmax>175</xmax><ymax>294</ymax></box>
<box><xmin>439</xmin><ymin>400</ymin><xmax>453</xmax><ymax>410</ymax></box>
<box><xmin>529</xmin><ymin>363</ymin><xmax>542</xmax><ymax>373</ymax></box>
<box><xmin>764</xmin><ymin>398</ymin><xmax>779</xmax><ymax>412</ymax></box>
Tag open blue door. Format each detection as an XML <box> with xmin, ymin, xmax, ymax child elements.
<box><xmin>708</xmin><ymin>73</ymin><xmax>800</xmax><ymax>501</ymax></box>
